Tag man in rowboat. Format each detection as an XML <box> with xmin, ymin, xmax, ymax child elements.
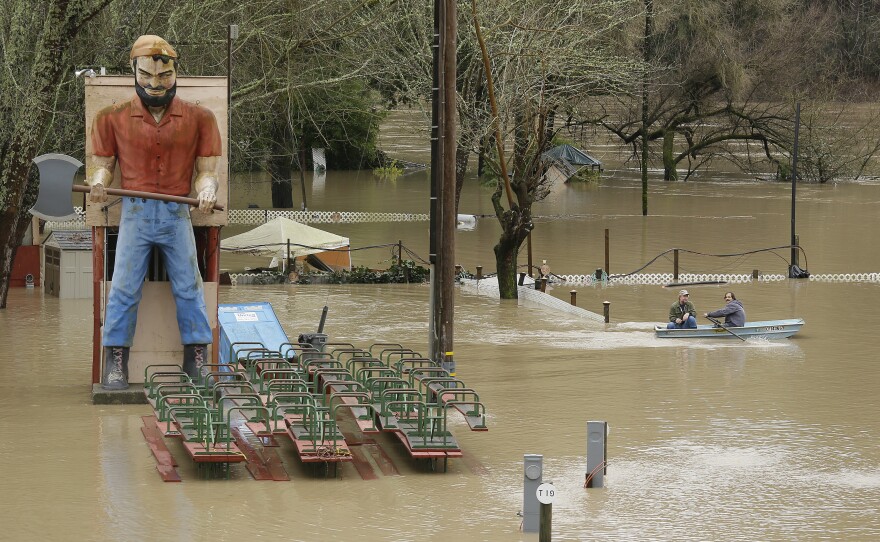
<box><xmin>704</xmin><ymin>292</ymin><xmax>746</xmax><ymax>327</ymax></box>
<box><xmin>667</xmin><ymin>289</ymin><xmax>697</xmax><ymax>329</ymax></box>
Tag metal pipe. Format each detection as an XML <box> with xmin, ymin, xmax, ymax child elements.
<box><xmin>603</xmin><ymin>301</ymin><xmax>611</xmax><ymax>323</ymax></box>
<box><xmin>570</xmin><ymin>290</ymin><xmax>577</xmax><ymax>306</ymax></box>
<box><xmin>317</xmin><ymin>306</ymin><xmax>328</xmax><ymax>334</ymax></box>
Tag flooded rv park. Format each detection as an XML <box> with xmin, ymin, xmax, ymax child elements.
<box><xmin>2</xmin><ymin>111</ymin><xmax>880</xmax><ymax>540</ymax></box>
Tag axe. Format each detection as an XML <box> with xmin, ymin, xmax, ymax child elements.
<box><xmin>30</xmin><ymin>153</ymin><xmax>224</xmax><ymax>221</ymax></box>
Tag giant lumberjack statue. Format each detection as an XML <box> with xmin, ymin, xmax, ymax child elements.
<box><xmin>88</xmin><ymin>35</ymin><xmax>222</xmax><ymax>390</ymax></box>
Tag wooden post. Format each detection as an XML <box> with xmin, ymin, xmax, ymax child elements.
<box><xmin>476</xmin><ymin>266</ymin><xmax>483</xmax><ymax>280</ymax></box>
<box><xmin>570</xmin><ymin>290</ymin><xmax>577</xmax><ymax>306</ymax></box>
<box><xmin>752</xmin><ymin>269</ymin><xmax>759</xmax><ymax>280</ymax></box>
<box><xmin>439</xmin><ymin>0</ymin><xmax>458</xmax><ymax>375</ymax></box>
<box><xmin>604</xmin><ymin>228</ymin><xmax>610</xmax><ymax>276</ymax></box>
<box><xmin>455</xmin><ymin>264</ymin><xmax>462</xmax><ymax>275</ymax></box>
<box><xmin>32</xmin><ymin>216</ymin><xmax>41</xmax><ymax>245</ymax></box>
<box><xmin>92</xmin><ymin>226</ymin><xmax>105</xmax><ymax>384</ymax></box>
<box><xmin>673</xmin><ymin>249</ymin><xmax>679</xmax><ymax>281</ymax></box>
<box><xmin>527</xmin><ymin>232</ymin><xmax>533</xmax><ymax>277</ymax></box>
<box><xmin>540</xmin><ymin>277</ymin><xmax>547</xmax><ymax>292</ymax></box>
<box><xmin>398</xmin><ymin>240</ymin><xmax>403</xmax><ymax>267</ymax></box>
<box><xmin>539</xmin><ymin>502</ymin><xmax>552</xmax><ymax>542</ymax></box>
<box><xmin>207</xmin><ymin>227</ymin><xmax>221</xmax><ymax>365</ymax></box>
<box><xmin>518</xmin><ymin>272</ymin><xmax>526</xmax><ymax>286</ymax></box>
<box><xmin>603</xmin><ymin>301</ymin><xmax>611</xmax><ymax>323</ymax></box>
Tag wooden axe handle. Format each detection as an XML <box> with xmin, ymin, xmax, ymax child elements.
<box><xmin>72</xmin><ymin>184</ymin><xmax>225</xmax><ymax>211</ymax></box>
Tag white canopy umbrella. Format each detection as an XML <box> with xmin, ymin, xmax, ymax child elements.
<box><xmin>221</xmin><ymin>217</ymin><xmax>350</xmax><ymax>268</ymax></box>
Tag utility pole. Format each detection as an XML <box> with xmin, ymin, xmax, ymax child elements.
<box><xmin>641</xmin><ymin>0</ymin><xmax>653</xmax><ymax>216</ymax></box>
<box><xmin>429</xmin><ymin>0</ymin><xmax>457</xmax><ymax>375</ymax></box>
<box><xmin>227</xmin><ymin>24</ymin><xmax>238</xmax><ymax>193</ymax></box>
<box><xmin>439</xmin><ymin>0</ymin><xmax>457</xmax><ymax>375</ymax></box>
<box><xmin>790</xmin><ymin>102</ymin><xmax>800</xmax><ymax>274</ymax></box>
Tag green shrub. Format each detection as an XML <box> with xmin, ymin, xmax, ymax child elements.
<box><xmin>323</xmin><ymin>260</ymin><xmax>429</xmax><ymax>284</ymax></box>
<box><xmin>374</xmin><ymin>159</ymin><xmax>404</xmax><ymax>179</ymax></box>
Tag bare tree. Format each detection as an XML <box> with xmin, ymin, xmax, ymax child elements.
<box><xmin>586</xmin><ymin>0</ymin><xmax>880</xmax><ymax>193</ymax></box>
<box><xmin>0</xmin><ymin>0</ymin><xmax>115</xmax><ymax>309</ymax></box>
<box><xmin>468</xmin><ymin>0</ymin><xmax>641</xmax><ymax>298</ymax></box>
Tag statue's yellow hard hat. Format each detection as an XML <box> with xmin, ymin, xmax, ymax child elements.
<box><xmin>130</xmin><ymin>35</ymin><xmax>177</xmax><ymax>59</ymax></box>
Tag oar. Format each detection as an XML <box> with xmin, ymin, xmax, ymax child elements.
<box><xmin>705</xmin><ymin>315</ymin><xmax>746</xmax><ymax>342</ymax></box>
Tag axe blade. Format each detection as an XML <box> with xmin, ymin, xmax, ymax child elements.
<box><xmin>30</xmin><ymin>153</ymin><xmax>85</xmax><ymax>221</ymax></box>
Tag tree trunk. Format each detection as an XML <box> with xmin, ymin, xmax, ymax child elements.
<box><xmin>268</xmin><ymin>119</ymin><xmax>294</xmax><ymax>208</ymax></box>
<box><xmin>477</xmin><ymin>134</ymin><xmax>489</xmax><ymax>177</ymax></box>
<box><xmin>0</xmin><ymin>0</ymin><xmax>94</xmax><ymax>308</ymax></box>
<box><xmin>491</xmin><ymin>187</ymin><xmax>532</xmax><ymax>299</ymax></box>
<box><xmin>269</xmin><ymin>159</ymin><xmax>293</xmax><ymax>208</ymax></box>
<box><xmin>454</xmin><ymin>141</ymin><xmax>469</xmax><ymax>214</ymax></box>
<box><xmin>663</xmin><ymin>130</ymin><xmax>678</xmax><ymax>181</ymax></box>
<box><xmin>494</xmin><ymin>229</ymin><xmax>522</xmax><ymax>299</ymax></box>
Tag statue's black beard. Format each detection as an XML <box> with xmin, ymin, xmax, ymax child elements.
<box><xmin>136</xmin><ymin>82</ymin><xmax>176</xmax><ymax>108</ymax></box>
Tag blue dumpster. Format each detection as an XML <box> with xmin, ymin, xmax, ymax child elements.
<box><xmin>218</xmin><ymin>302</ymin><xmax>291</xmax><ymax>365</ymax></box>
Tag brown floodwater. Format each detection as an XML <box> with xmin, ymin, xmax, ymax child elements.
<box><xmin>2</xmin><ymin>113</ymin><xmax>880</xmax><ymax>541</ymax></box>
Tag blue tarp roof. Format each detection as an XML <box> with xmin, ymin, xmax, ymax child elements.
<box><xmin>542</xmin><ymin>144</ymin><xmax>602</xmax><ymax>167</ymax></box>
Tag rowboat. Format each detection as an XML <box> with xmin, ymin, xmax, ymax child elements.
<box><xmin>654</xmin><ymin>319</ymin><xmax>805</xmax><ymax>340</ymax></box>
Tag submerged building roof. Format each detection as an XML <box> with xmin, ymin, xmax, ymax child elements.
<box><xmin>43</xmin><ymin>230</ymin><xmax>92</xmax><ymax>250</ymax></box>
<box><xmin>542</xmin><ymin>144</ymin><xmax>602</xmax><ymax>168</ymax></box>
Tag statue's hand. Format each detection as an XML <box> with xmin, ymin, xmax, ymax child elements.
<box><xmin>197</xmin><ymin>186</ymin><xmax>217</xmax><ymax>213</ymax></box>
<box><xmin>89</xmin><ymin>182</ymin><xmax>107</xmax><ymax>203</ymax></box>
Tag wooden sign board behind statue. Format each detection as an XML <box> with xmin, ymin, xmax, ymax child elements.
<box><xmin>85</xmin><ymin>76</ymin><xmax>228</xmax><ymax>384</ymax></box>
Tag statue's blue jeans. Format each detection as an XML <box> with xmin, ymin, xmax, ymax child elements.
<box><xmin>666</xmin><ymin>316</ymin><xmax>697</xmax><ymax>329</ymax></box>
<box><xmin>102</xmin><ymin>198</ymin><xmax>212</xmax><ymax>347</ymax></box>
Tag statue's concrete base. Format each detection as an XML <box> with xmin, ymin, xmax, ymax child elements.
<box><xmin>92</xmin><ymin>383</ymin><xmax>147</xmax><ymax>405</ymax></box>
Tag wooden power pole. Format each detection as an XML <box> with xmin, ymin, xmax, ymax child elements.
<box><xmin>430</xmin><ymin>0</ymin><xmax>457</xmax><ymax>375</ymax></box>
